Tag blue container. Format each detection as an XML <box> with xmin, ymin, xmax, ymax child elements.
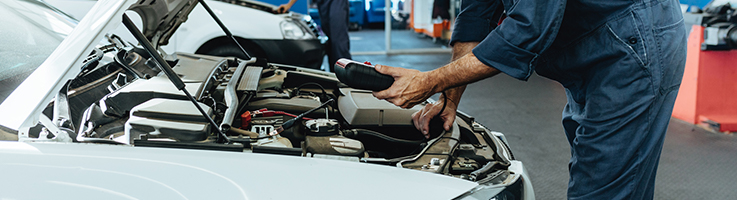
<box><xmin>349</xmin><ymin>0</ymin><xmax>365</xmax><ymax>29</ymax></box>
<box><xmin>364</xmin><ymin>0</ymin><xmax>385</xmax><ymax>24</ymax></box>
<box><xmin>679</xmin><ymin>0</ymin><xmax>713</xmax><ymax>9</ymax></box>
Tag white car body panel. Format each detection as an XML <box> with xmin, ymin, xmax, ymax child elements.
<box><xmin>0</xmin><ymin>141</ymin><xmax>477</xmax><ymax>199</ymax></box>
<box><xmin>167</xmin><ymin>0</ymin><xmax>286</xmax><ymax>53</ymax></box>
<box><xmin>45</xmin><ymin>0</ymin><xmax>288</xmax><ymax>54</ymax></box>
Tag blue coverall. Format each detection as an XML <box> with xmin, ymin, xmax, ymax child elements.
<box><xmin>314</xmin><ymin>0</ymin><xmax>352</xmax><ymax>71</ymax></box>
<box><xmin>450</xmin><ymin>0</ymin><xmax>687</xmax><ymax>199</ymax></box>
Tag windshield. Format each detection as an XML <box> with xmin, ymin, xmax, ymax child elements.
<box><xmin>0</xmin><ymin>0</ymin><xmax>76</xmax><ymax>104</ymax></box>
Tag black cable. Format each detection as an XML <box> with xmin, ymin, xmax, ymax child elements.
<box><xmin>295</xmin><ymin>82</ymin><xmax>328</xmax><ymax>101</ymax></box>
<box><xmin>438</xmin><ymin>91</ymin><xmax>448</xmax><ymax>118</ymax></box>
<box><xmin>236</xmin><ymin>92</ymin><xmax>254</xmax><ymax>116</ymax></box>
<box><xmin>423</xmin><ymin>91</ymin><xmax>449</xmax><ymax>140</ymax></box>
<box><xmin>343</xmin><ymin>129</ymin><xmax>425</xmax><ymax>146</ymax></box>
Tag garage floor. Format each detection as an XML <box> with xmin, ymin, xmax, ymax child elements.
<box><xmin>347</xmin><ymin>29</ymin><xmax>737</xmax><ymax>199</ymax></box>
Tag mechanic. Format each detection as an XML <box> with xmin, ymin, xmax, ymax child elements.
<box><xmin>277</xmin><ymin>0</ymin><xmax>352</xmax><ymax>71</ymax></box>
<box><xmin>372</xmin><ymin>0</ymin><xmax>687</xmax><ymax>199</ymax></box>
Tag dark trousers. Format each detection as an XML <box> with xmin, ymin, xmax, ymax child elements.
<box><xmin>536</xmin><ymin>0</ymin><xmax>687</xmax><ymax>199</ymax></box>
<box><xmin>316</xmin><ymin>0</ymin><xmax>351</xmax><ymax>71</ymax></box>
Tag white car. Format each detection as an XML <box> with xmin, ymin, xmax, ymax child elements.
<box><xmin>45</xmin><ymin>0</ymin><xmax>327</xmax><ymax>69</ymax></box>
<box><xmin>0</xmin><ymin>0</ymin><xmax>534</xmax><ymax>199</ymax></box>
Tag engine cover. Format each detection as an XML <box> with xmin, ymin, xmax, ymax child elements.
<box><xmin>338</xmin><ymin>88</ymin><xmax>421</xmax><ymax>126</ymax></box>
<box><xmin>124</xmin><ymin>98</ymin><xmax>212</xmax><ymax>143</ymax></box>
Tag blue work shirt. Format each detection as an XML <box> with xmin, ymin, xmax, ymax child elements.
<box><xmin>450</xmin><ymin>0</ymin><xmax>635</xmax><ymax>80</ymax></box>
<box><xmin>451</xmin><ymin>1</ymin><xmax>687</xmax><ymax>199</ymax></box>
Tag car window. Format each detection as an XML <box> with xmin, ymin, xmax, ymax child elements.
<box><xmin>0</xmin><ymin>0</ymin><xmax>76</xmax><ymax>104</ymax></box>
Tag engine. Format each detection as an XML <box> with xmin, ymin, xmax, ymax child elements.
<box><xmin>33</xmin><ymin>45</ymin><xmax>511</xmax><ymax>179</ymax></box>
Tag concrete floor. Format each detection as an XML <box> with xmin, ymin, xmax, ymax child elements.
<box><xmin>348</xmin><ymin>28</ymin><xmax>737</xmax><ymax>199</ymax></box>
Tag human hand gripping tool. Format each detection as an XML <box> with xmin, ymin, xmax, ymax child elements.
<box><xmin>333</xmin><ymin>58</ymin><xmax>446</xmax><ymax>139</ymax></box>
<box><xmin>334</xmin><ymin>58</ymin><xmax>394</xmax><ymax>91</ymax></box>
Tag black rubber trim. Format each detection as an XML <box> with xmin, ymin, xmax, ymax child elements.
<box><xmin>133</xmin><ymin>140</ymin><xmax>244</xmax><ymax>152</ymax></box>
<box><xmin>252</xmin><ymin>146</ymin><xmax>303</xmax><ymax>156</ymax></box>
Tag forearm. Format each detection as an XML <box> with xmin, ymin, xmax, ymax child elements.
<box><xmin>431</xmin><ymin>44</ymin><xmax>500</xmax><ymax>97</ymax></box>
<box><xmin>286</xmin><ymin>0</ymin><xmax>297</xmax><ymax>6</ymax></box>
<box><xmin>442</xmin><ymin>42</ymin><xmax>478</xmax><ymax>105</ymax></box>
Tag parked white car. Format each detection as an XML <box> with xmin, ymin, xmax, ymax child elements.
<box><xmin>45</xmin><ymin>0</ymin><xmax>327</xmax><ymax>69</ymax></box>
<box><xmin>0</xmin><ymin>0</ymin><xmax>534</xmax><ymax>199</ymax></box>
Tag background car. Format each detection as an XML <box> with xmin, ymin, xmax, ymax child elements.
<box><xmin>45</xmin><ymin>0</ymin><xmax>327</xmax><ymax>69</ymax></box>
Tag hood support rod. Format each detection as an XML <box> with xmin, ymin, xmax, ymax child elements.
<box><xmin>122</xmin><ymin>14</ymin><xmax>232</xmax><ymax>144</ymax></box>
<box><xmin>198</xmin><ymin>0</ymin><xmax>252</xmax><ymax>60</ymax></box>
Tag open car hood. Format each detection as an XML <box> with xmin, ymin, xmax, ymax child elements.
<box><xmin>0</xmin><ymin>0</ymin><xmax>196</xmax><ymax>131</ymax></box>
<box><xmin>128</xmin><ymin>0</ymin><xmax>198</xmax><ymax>47</ymax></box>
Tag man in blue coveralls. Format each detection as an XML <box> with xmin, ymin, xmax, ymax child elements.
<box><xmin>373</xmin><ymin>0</ymin><xmax>687</xmax><ymax>199</ymax></box>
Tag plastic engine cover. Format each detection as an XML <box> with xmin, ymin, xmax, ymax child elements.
<box><xmin>124</xmin><ymin>98</ymin><xmax>212</xmax><ymax>143</ymax></box>
<box><xmin>338</xmin><ymin>88</ymin><xmax>421</xmax><ymax>126</ymax></box>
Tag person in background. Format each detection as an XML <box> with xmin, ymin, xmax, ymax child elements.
<box><xmin>277</xmin><ymin>0</ymin><xmax>351</xmax><ymax>71</ymax></box>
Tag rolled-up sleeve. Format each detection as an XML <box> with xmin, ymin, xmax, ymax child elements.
<box><xmin>454</xmin><ymin>0</ymin><xmax>567</xmax><ymax>81</ymax></box>
<box><xmin>450</xmin><ymin>0</ymin><xmax>504</xmax><ymax>45</ymax></box>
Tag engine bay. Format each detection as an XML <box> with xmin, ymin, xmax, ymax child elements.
<box><xmin>26</xmin><ymin>38</ymin><xmax>513</xmax><ymax>181</ymax></box>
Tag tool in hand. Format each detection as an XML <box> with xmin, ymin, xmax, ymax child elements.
<box><xmin>333</xmin><ymin>59</ymin><xmax>448</xmax><ymax>139</ymax></box>
<box><xmin>334</xmin><ymin>58</ymin><xmax>394</xmax><ymax>91</ymax></box>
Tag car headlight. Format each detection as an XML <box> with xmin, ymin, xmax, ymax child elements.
<box><xmin>280</xmin><ymin>20</ymin><xmax>314</xmax><ymax>40</ymax></box>
<box><xmin>453</xmin><ymin>171</ymin><xmax>524</xmax><ymax>200</ymax></box>
<box><xmin>302</xmin><ymin>15</ymin><xmax>312</xmax><ymax>22</ymax></box>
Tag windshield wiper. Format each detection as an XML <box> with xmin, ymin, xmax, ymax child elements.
<box><xmin>122</xmin><ymin>14</ymin><xmax>232</xmax><ymax>144</ymax></box>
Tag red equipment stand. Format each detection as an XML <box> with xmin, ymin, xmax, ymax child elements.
<box><xmin>673</xmin><ymin>25</ymin><xmax>737</xmax><ymax>133</ymax></box>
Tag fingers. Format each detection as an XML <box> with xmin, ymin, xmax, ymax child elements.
<box><xmin>411</xmin><ymin>111</ymin><xmax>421</xmax><ymax>133</ymax></box>
<box><xmin>371</xmin><ymin>65</ymin><xmax>398</xmax><ymax>100</ymax></box>
<box><xmin>374</xmin><ymin>64</ymin><xmax>397</xmax><ymax>76</ymax></box>
<box><xmin>372</xmin><ymin>90</ymin><xmax>394</xmax><ymax>101</ymax></box>
<box><xmin>411</xmin><ymin>103</ymin><xmax>441</xmax><ymax>138</ymax></box>
<box><xmin>443</xmin><ymin>115</ymin><xmax>454</xmax><ymax>131</ymax></box>
<box><xmin>411</xmin><ymin>100</ymin><xmax>459</xmax><ymax>138</ymax></box>
<box><xmin>371</xmin><ymin>64</ymin><xmax>429</xmax><ymax>108</ymax></box>
<box><xmin>419</xmin><ymin>109</ymin><xmax>435</xmax><ymax>137</ymax></box>
<box><xmin>276</xmin><ymin>5</ymin><xmax>288</xmax><ymax>13</ymax></box>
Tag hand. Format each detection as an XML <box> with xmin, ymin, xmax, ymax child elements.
<box><xmin>372</xmin><ymin>64</ymin><xmax>439</xmax><ymax>108</ymax></box>
<box><xmin>412</xmin><ymin>97</ymin><xmax>457</xmax><ymax>138</ymax></box>
<box><xmin>276</xmin><ymin>4</ymin><xmax>291</xmax><ymax>14</ymax></box>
